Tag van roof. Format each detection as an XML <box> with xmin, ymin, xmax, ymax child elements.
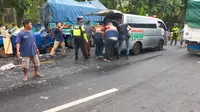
<box><xmin>124</xmin><ymin>14</ymin><xmax>157</xmax><ymax>20</ymax></box>
<box><xmin>124</xmin><ymin>14</ymin><xmax>159</xmax><ymax>24</ymax></box>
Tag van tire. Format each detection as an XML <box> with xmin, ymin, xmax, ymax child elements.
<box><xmin>132</xmin><ymin>42</ymin><xmax>141</xmax><ymax>55</ymax></box>
<box><xmin>0</xmin><ymin>46</ymin><xmax>10</xmax><ymax>58</ymax></box>
<box><xmin>157</xmin><ymin>40</ymin><xmax>164</xmax><ymax>51</ymax></box>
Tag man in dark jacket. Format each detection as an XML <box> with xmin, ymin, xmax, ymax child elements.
<box><xmin>117</xmin><ymin>19</ymin><xmax>132</xmax><ymax>60</ymax></box>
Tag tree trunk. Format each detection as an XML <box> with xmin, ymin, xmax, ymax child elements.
<box><xmin>16</xmin><ymin>11</ymin><xmax>24</xmax><ymax>27</ymax></box>
<box><xmin>13</xmin><ymin>8</ymin><xmax>17</xmax><ymax>24</ymax></box>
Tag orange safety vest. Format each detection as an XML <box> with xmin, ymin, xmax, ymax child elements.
<box><xmin>105</xmin><ymin>25</ymin><xmax>117</xmax><ymax>32</ymax></box>
<box><xmin>95</xmin><ymin>27</ymin><xmax>103</xmax><ymax>33</ymax></box>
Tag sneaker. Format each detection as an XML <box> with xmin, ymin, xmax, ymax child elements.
<box><xmin>23</xmin><ymin>76</ymin><xmax>28</xmax><ymax>82</ymax></box>
<box><xmin>99</xmin><ymin>56</ymin><xmax>104</xmax><ymax>58</ymax></box>
<box><xmin>126</xmin><ymin>56</ymin><xmax>129</xmax><ymax>60</ymax></box>
<box><xmin>34</xmin><ymin>74</ymin><xmax>43</xmax><ymax>79</ymax></box>
<box><xmin>104</xmin><ymin>59</ymin><xmax>110</xmax><ymax>62</ymax></box>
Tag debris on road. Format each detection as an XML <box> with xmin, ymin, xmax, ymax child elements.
<box><xmin>40</xmin><ymin>60</ymin><xmax>55</xmax><ymax>64</ymax></box>
<box><xmin>40</xmin><ymin>96</ymin><xmax>49</xmax><ymax>100</ymax></box>
<box><xmin>0</xmin><ymin>63</ymin><xmax>15</xmax><ymax>71</ymax></box>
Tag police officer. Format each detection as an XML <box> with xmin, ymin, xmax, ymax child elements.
<box><xmin>72</xmin><ymin>16</ymin><xmax>89</xmax><ymax>60</ymax></box>
<box><xmin>170</xmin><ymin>24</ymin><xmax>180</xmax><ymax>46</ymax></box>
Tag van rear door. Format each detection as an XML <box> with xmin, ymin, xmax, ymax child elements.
<box><xmin>85</xmin><ymin>10</ymin><xmax>122</xmax><ymax>16</ymax></box>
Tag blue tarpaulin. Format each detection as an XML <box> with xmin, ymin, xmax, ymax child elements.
<box><xmin>41</xmin><ymin>0</ymin><xmax>107</xmax><ymax>24</ymax></box>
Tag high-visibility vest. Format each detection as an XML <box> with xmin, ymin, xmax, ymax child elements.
<box><xmin>105</xmin><ymin>25</ymin><xmax>117</xmax><ymax>32</ymax></box>
<box><xmin>172</xmin><ymin>27</ymin><xmax>179</xmax><ymax>34</ymax></box>
<box><xmin>72</xmin><ymin>24</ymin><xmax>88</xmax><ymax>41</ymax></box>
<box><xmin>72</xmin><ymin>24</ymin><xmax>81</xmax><ymax>36</ymax></box>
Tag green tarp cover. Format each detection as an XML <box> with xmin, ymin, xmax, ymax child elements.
<box><xmin>186</xmin><ymin>0</ymin><xmax>200</xmax><ymax>28</ymax></box>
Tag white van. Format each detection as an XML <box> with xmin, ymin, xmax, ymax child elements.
<box><xmin>86</xmin><ymin>10</ymin><xmax>168</xmax><ymax>54</ymax></box>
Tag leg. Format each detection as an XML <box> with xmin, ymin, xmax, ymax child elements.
<box><xmin>126</xmin><ymin>39</ymin><xmax>130</xmax><ymax>60</ymax></box>
<box><xmin>105</xmin><ymin>39</ymin><xmax>110</xmax><ymax>60</ymax></box>
<box><xmin>99</xmin><ymin>40</ymin><xmax>104</xmax><ymax>57</ymax></box>
<box><xmin>95</xmin><ymin>39</ymin><xmax>100</xmax><ymax>57</ymax></box>
<box><xmin>50</xmin><ymin>41</ymin><xmax>60</xmax><ymax>56</ymax></box>
<box><xmin>22</xmin><ymin>57</ymin><xmax>30</xmax><ymax>81</ymax></box>
<box><xmin>126</xmin><ymin>39</ymin><xmax>130</xmax><ymax>56</ymax></box>
<box><xmin>175</xmin><ymin>34</ymin><xmax>178</xmax><ymax>45</ymax></box>
<box><xmin>32</xmin><ymin>55</ymin><xmax>40</xmax><ymax>76</ymax></box>
<box><xmin>170</xmin><ymin>36</ymin><xmax>174</xmax><ymax>45</ymax></box>
<box><xmin>60</xmin><ymin>41</ymin><xmax>66</xmax><ymax>55</ymax></box>
<box><xmin>87</xmin><ymin>41</ymin><xmax>90</xmax><ymax>56</ymax></box>
<box><xmin>110</xmin><ymin>40</ymin><xmax>117</xmax><ymax>59</ymax></box>
<box><xmin>74</xmin><ymin>38</ymin><xmax>80</xmax><ymax>60</ymax></box>
<box><xmin>118</xmin><ymin>39</ymin><xmax>123</xmax><ymax>57</ymax></box>
<box><xmin>180</xmin><ymin>37</ymin><xmax>183</xmax><ymax>47</ymax></box>
<box><xmin>80</xmin><ymin>39</ymin><xmax>88</xmax><ymax>58</ymax></box>
<box><xmin>106</xmin><ymin>39</ymin><xmax>113</xmax><ymax>60</ymax></box>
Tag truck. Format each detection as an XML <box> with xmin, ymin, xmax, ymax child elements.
<box><xmin>183</xmin><ymin>0</ymin><xmax>200</xmax><ymax>54</ymax></box>
<box><xmin>0</xmin><ymin>25</ymin><xmax>54</xmax><ymax>58</ymax></box>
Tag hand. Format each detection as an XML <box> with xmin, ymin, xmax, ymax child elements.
<box><xmin>36</xmin><ymin>49</ymin><xmax>40</xmax><ymax>55</ymax></box>
<box><xmin>16</xmin><ymin>51</ymin><xmax>20</xmax><ymax>58</ymax></box>
<box><xmin>86</xmin><ymin>40</ymin><xmax>89</xmax><ymax>43</ymax></box>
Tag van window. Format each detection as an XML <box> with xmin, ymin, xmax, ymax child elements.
<box><xmin>128</xmin><ymin>23</ymin><xmax>157</xmax><ymax>28</ymax></box>
<box><xmin>158</xmin><ymin>21</ymin><xmax>167</xmax><ymax>31</ymax></box>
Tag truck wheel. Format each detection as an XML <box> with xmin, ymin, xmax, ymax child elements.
<box><xmin>132</xmin><ymin>42</ymin><xmax>141</xmax><ymax>55</ymax></box>
<box><xmin>157</xmin><ymin>40</ymin><xmax>164</xmax><ymax>51</ymax></box>
<box><xmin>0</xmin><ymin>46</ymin><xmax>10</xmax><ymax>58</ymax></box>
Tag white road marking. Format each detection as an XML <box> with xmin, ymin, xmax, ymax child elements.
<box><xmin>43</xmin><ymin>88</ymin><xmax>118</xmax><ymax>112</ymax></box>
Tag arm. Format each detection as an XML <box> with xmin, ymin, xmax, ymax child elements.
<box><xmin>128</xmin><ymin>25</ymin><xmax>132</xmax><ymax>31</ymax></box>
<box><xmin>16</xmin><ymin>33</ymin><xmax>21</xmax><ymax>58</ymax></box>
<box><xmin>58</xmin><ymin>23</ymin><xmax>66</xmax><ymax>30</ymax></box>
<box><xmin>59</xmin><ymin>25</ymin><xmax>65</xmax><ymax>31</ymax></box>
<box><xmin>81</xmin><ymin>26</ymin><xmax>88</xmax><ymax>43</ymax></box>
<box><xmin>34</xmin><ymin>42</ymin><xmax>40</xmax><ymax>55</ymax></box>
<box><xmin>16</xmin><ymin>43</ymin><xmax>20</xmax><ymax>58</ymax></box>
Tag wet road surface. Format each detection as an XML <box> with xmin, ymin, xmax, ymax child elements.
<box><xmin>1</xmin><ymin>45</ymin><xmax>200</xmax><ymax>112</ymax></box>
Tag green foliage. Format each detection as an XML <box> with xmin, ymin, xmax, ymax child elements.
<box><xmin>99</xmin><ymin>0</ymin><xmax>185</xmax><ymax>27</ymax></box>
<box><xmin>1</xmin><ymin>0</ymin><xmax>186</xmax><ymax>27</ymax></box>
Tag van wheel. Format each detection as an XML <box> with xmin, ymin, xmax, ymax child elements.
<box><xmin>132</xmin><ymin>43</ymin><xmax>141</xmax><ymax>55</ymax></box>
<box><xmin>0</xmin><ymin>46</ymin><xmax>10</xmax><ymax>58</ymax></box>
<box><xmin>157</xmin><ymin>40</ymin><xmax>164</xmax><ymax>51</ymax></box>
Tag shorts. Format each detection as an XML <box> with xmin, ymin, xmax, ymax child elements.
<box><xmin>22</xmin><ymin>55</ymin><xmax>40</xmax><ymax>69</ymax></box>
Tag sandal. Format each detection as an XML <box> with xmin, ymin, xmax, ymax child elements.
<box><xmin>23</xmin><ymin>76</ymin><xmax>28</xmax><ymax>82</ymax></box>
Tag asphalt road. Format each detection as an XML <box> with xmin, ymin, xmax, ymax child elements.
<box><xmin>1</xmin><ymin>45</ymin><xmax>200</xmax><ymax>112</ymax></box>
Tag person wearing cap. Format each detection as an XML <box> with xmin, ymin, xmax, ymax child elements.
<box><xmin>170</xmin><ymin>24</ymin><xmax>180</xmax><ymax>46</ymax></box>
<box><xmin>72</xmin><ymin>16</ymin><xmax>89</xmax><ymax>60</ymax></box>
<box><xmin>104</xmin><ymin>21</ymin><xmax>119</xmax><ymax>62</ymax></box>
